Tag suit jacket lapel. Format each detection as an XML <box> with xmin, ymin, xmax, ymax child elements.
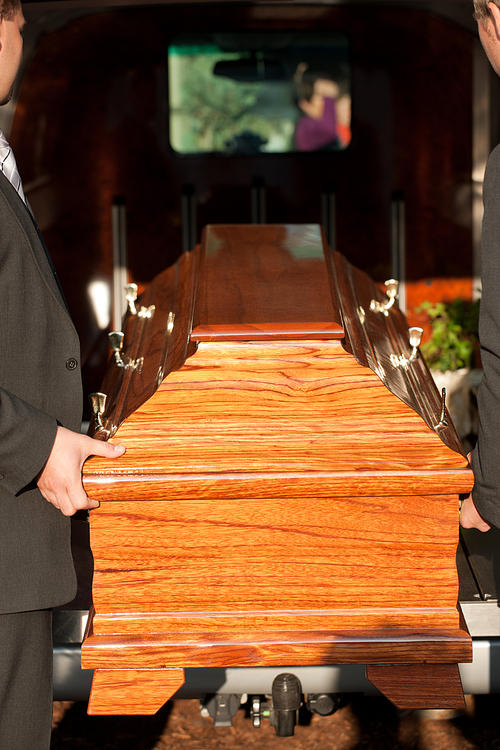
<box><xmin>26</xmin><ymin>207</ymin><xmax>70</xmax><ymax>311</ymax></box>
<box><xmin>0</xmin><ymin>172</ymin><xmax>70</xmax><ymax>316</ymax></box>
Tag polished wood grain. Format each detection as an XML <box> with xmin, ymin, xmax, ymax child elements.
<box><xmin>90</xmin><ymin>608</ymin><xmax>465</xmax><ymax>636</ymax></box>
<box><xmin>84</xmin><ymin>470</ymin><xmax>472</xmax><ymax>502</ymax></box>
<box><xmin>82</xmin><ymin>627</ymin><xmax>471</xmax><ymax>670</ymax></box>
<box><xmin>86</xmin><ymin>225</ymin><xmax>465</xmax><ymax>460</ymax></box>
<box><xmin>87</xmin><ymin>495</ymin><xmax>460</xmax><ymax>618</ymax></box>
<box><xmin>84</xmin><ymin>340</ymin><xmax>470</xmax><ymax>485</ymax></box>
<box><xmin>191</xmin><ymin>225</ymin><xmax>342</xmax><ymax>335</ymax></box>
<box><xmin>81</xmin><ymin>225</ymin><xmax>473</xmax><ymax>714</ymax></box>
<box><xmin>366</xmin><ymin>664</ymin><xmax>466</xmax><ymax>710</ymax></box>
<box><xmin>87</xmin><ymin>668</ymin><xmax>185</xmax><ymax>715</ymax></box>
<box><xmin>89</xmin><ymin>247</ymin><xmax>199</xmax><ymax>439</ymax></box>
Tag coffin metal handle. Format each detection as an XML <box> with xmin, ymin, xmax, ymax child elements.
<box><xmin>434</xmin><ymin>388</ymin><xmax>449</xmax><ymax>433</ymax></box>
<box><xmin>108</xmin><ymin>331</ymin><xmax>125</xmax><ymax>366</ymax></box>
<box><xmin>370</xmin><ymin>279</ymin><xmax>399</xmax><ymax>315</ymax></box>
<box><xmin>438</xmin><ymin>387</ymin><xmax>448</xmax><ymax>427</ymax></box>
<box><xmin>124</xmin><ymin>283</ymin><xmax>138</xmax><ymax>315</ymax></box>
<box><xmin>408</xmin><ymin>327</ymin><xmax>423</xmax><ymax>362</ymax></box>
<box><xmin>89</xmin><ymin>392</ymin><xmax>107</xmax><ymax>430</ymax></box>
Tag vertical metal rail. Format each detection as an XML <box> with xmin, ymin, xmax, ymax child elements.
<box><xmin>251</xmin><ymin>176</ymin><xmax>266</xmax><ymax>224</ymax></box>
<box><xmin>111</xmin><ymin>195</ymin><xmax>128</xmax><ymax>331</ymax></box>
<box><xmin>390</xmin><ymin>190</ymin><xmax>406</xmax><ymax>313</ymax></box>
<box><xmin>181</xmin><ymin>183</ymin><xmax>197</xmax><ymax>253</ymax></box>
<box><xmin>321</xmin><ymin>187</ymin><xmax>336</xmax><ymax>251</ymax></box>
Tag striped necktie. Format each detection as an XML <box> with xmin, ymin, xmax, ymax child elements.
<box><xmin>0</xmin><ymin>128</ymin><xmax>26</xmax><ymax>204</ymax></box>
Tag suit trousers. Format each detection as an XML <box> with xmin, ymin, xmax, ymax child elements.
<box><xmin>0</xmin><ymin>609</ymin><xmax>53</xmax><ymax>750</ymax></box>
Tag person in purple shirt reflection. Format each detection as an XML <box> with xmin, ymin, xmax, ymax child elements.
<box><xmin>294</xmin><ymin>69</ymin><xmax>340</xmax><ymax>152</ymax></box>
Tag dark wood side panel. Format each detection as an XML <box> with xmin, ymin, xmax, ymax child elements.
<box><xmin>90</xmin><ymin>248</ymin><xmax>199</xmax><ymax>437</ymax></box>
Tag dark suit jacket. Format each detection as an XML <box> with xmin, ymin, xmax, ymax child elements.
<box><xmin>472</xmin><ymin>143</ymin><xmax>500</xmax><ymax>529</ymax></box>
<box><xmin>0</xmin><ymin>172</ymin><xmax>82</xmax><ymax>614</ymax></box>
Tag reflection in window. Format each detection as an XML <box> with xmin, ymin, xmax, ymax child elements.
<box><xmin>168</xmin><ymin>33</ymin><xmax>351</xmax><ymax>156</ymax></box>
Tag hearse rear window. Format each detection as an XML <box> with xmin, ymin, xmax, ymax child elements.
<box><xmin>168</xmin><ymin>33</ymin><xmax>351</xmax><ymax>155</ymax></box>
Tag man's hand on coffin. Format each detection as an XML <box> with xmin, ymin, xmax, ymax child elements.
<box><xmin>460</xmin><ymin>493</ymin><xmax>492</xmax><ymax>532</ymax></box>
<box><xmin>37</xmin><ymin>426</ymin><xmax>126</xmax><ymax>516</ymax></box>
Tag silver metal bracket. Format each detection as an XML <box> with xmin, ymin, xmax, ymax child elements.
<box><xmin>434</xmin><ymin>387</ymin><xmax>449</xmax><ymax>432</ymax></box>
<box><xmin>370</xmin><ymin>278</ymin><xmax>399</xmax><ymax>316</ymax></box>
<box><xmin>408</xmin><ymin>326</ymin><xmax>423</xmax><ymax>362</ymax></box>
<box><xmin>124</xmin><ymin>283</ymin><xmax>138</xmax><ymax>315</ymax></box>
<box><xmin>89</xmin><ymin>392</ymin><xmax>107</xmax><ymax>431</ymax></box>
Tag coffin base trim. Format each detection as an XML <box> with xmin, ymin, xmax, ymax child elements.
<box><xmin>366</xmin><ymin>663</ymin><xmax>465</xmax><ymax>710</ymax></box>
<box><xmin>87</xmin><ymin>668</ymin><xmax>185</xmax><ymax>715</ymax></box>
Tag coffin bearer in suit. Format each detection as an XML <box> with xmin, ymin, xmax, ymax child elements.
<box><xmin>0</xmin><ymin>1</ymin><xmax>125</xmax><ymax>747</ymax></box>
<box><xmin>460</xmin><ymin>0</ymin><xmax>500</xmax><ymax>531</ymax></box>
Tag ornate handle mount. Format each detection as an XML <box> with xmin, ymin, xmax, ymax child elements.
<box><xmin>89</xmin><ymin>392</ymin><xmax>107</xmax><ymax>430</ymax></box>
<box><xmin>370</xmin><ymin>279</ymin><xmax>399</xmax><ymax>316</ymax></box>
<box><xmin>408</xmin><ymin>327</ymin><xmax>423</xmax><ymax>362</ymax></box>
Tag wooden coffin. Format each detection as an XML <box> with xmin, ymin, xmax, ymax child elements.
<box><xmin>81</xmin><ymin>224</ymin><xmax>473</xmax><ymax>715</ymax></box>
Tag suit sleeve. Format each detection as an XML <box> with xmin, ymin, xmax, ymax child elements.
<box><xmin>0</xmin><ymin>386</ymin><xmax>58</xmax><ymax>497</ymax></box>
<box><xmin>0</xmin><ymin>179</ymin><xmax>83</xmax><ymax>500</ymax></box>
<box><xmin>472</xmin><ymin>143</ymin><xmax>500</xmax><ymax>528</ymax></box>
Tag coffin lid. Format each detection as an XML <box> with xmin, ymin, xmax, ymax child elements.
<box><xmin>92</xmin><ymin>224</ymin><xmax>464</xmax><ymax>458</ymax></box>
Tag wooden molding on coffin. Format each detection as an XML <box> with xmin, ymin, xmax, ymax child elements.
<box><xmin>83</xmin><ymin>627</ymin><xmax>472</xmax><ymax>671</ymax></box>
<box><xmin>84</xmin><ymin>608</ymin><xmax>186</xmax><ymax>715</ymax></box>
<box><xmin>82</xmin><ymin>605</ymin><xmax>472</xmax><ymax>714</ymax></box>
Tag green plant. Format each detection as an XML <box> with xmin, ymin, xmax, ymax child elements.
<box><xmin>416</xmin><ymin>298</ymin><xmax>480</xmax><ymax>372</ymax></box>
